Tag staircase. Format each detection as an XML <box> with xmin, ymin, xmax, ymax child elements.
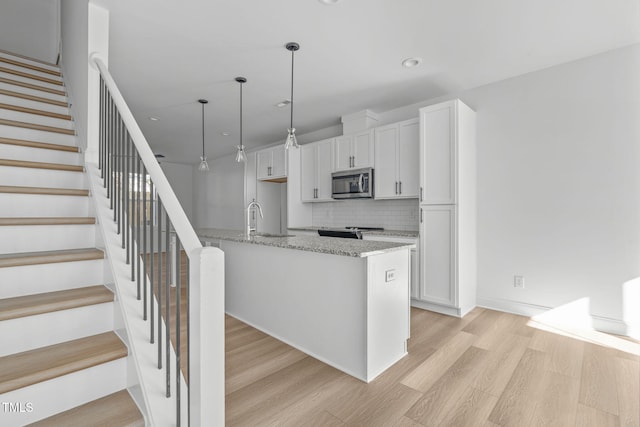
<box><xmin>0</xmin><ymin>51</ymin><xmax>144</xmax><ymax>426</ymax></box>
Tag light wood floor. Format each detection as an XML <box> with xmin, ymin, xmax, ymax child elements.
<box><xmin>225</xmin><ymin>307</ymin><xmax>640</xmax><ymax>427</ymax></box>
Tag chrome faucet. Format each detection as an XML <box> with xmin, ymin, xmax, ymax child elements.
<box><xmin>246</xmin><ymin>199</ymin><xmax>263</xmax><ymax>236</ymax></box>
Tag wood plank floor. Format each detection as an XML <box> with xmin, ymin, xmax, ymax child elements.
<box><xmin>225</xmin><ymin>307</ymin><xmax>640</xmax><ymax>427</ymax></box>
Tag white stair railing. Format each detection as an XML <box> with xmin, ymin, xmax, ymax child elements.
<box><xmin>90</xmin><ymin>57</ymin><xmax>224</xmax><ymax>426</ymax></box>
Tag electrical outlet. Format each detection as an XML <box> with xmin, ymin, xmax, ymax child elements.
<box><xmin>514</xmin><ymin>275</ymin><xmax>525</xmax><ymax>289</ymax></box>
<box><xmin>385</xmin><ymin>269</ymin><xmax>396</xmax><ymax>282</ymax></box>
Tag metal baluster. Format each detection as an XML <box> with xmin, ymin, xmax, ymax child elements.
<box><xmin>175</xmin><ymin>237</ymin><xmax>181</xmax><ymax>426</ymax></box>
<box><xmin>186</xmin><ymin>252</ymin><xmax>191</xmax><ymax>427</ymax></box>
<box><xmin>99</xmin><ymin>76</ymin><xmax>103</xmax><ymax>176</ymax></box>
<box><xmin>157</xmin><ymin>198</ymin><xmax>163</xmax><ymax>369</ymax></box>
<box><xmin>136</xmin><ymin>153</ymin><xmax>141</xmax><ymax>300</ymax></box>
<box><xmin>108</xmin><ymin>94</ymin><xmax>114</xmax><ymax>203</ymax></box>
<box><xmin>165</xmin><ymin>214</ymin><xmax>171</xmax><ymax>397</ymax></box>
<box><xmin>143</xmin><ymin>165</ymin><xmax>148</xmax><ymax>320</ymax></box>
<box><xmin>124</xmin><ymin>133</ymin><xmax>130</xmax><ymax>258</ymax></box>
<box><xmin>115</xmin><ymin>112</ymin><xmax>120</xmax><ymax>225</ymax></box>
<box><xmin>149</xmin><ymin>180</ymin><xmax>155</xmax><ymax>342</ymax></box>
<box><xmin>120</xmin><ymin>121</ymin><xmax>126</xmax><ymax>247</ymax></box>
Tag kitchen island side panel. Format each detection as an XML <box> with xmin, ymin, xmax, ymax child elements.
<box><xmin>222</xmin><ymin>240</ymin><xmax>368</xmax><ymax>380</ymax></box>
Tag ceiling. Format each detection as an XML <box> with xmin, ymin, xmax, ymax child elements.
<box><xmin>90</xmin><ymin>0</ymin><xmax>639</xmax><ymax>165</ymax></box>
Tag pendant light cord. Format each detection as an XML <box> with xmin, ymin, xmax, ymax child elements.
<box><xmin>201</xmin><ymin>101</ymin><xmax>205</xmax><ymax>158</ymax></box>
<box><xmin>290</xmin><ymin>47</ymin><xmax>295</xmax><ymax>129</ymax></box>
<box><xmin>240</xmin><ymin>81</ymin><xmax>243</xmax><ymax>148</ymax></box>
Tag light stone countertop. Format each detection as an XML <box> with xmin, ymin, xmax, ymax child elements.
<box><xmin>287</xmin><ymin>226</ymin><xmax>419</xmax><ymax>239</ymax></box>
<box><xmin>197</xmin><ymin>228</ymin><xmax>415</xmax><ymax>258</ymax></box>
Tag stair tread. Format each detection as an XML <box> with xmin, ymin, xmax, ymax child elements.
<box><xmin>0</xmin><ymin>57</ymin><xmax>62</xmax><ymax>77</ymax></box>
<box><xmin>0</xmin><ymin>158</ymin><xmax>83</xmax><ymax>172</ymax></box>
<box><xmin>0</xmin><ymin>66</ymin><xmax>64</xmax><ymax>86</ymax></box>
<box><xmin>0</xmin><ymin>49</ymin><xmax>58</xmax><ymax>69</ymax></box>
<box><xmin>0</xmin><ymin>102</ymin><xmax>72</xmax><ymax>120</ymax></box>
<box><xmin>27</xmin><ymin>390</ymin><xmax>144</xmax><ymax>427</ymax></box>
<box><xmin>0</xmin><ymin>136</ymin><xmax>79</xmax><ymax>152</ymax></box>
<box><xmin>0</xmin><ymin>217</ymin><xmax>95</xmax><ymax>226</ymax></box>
<box><xmin>0</xmin><ymin>248</ymin><xmax>104</xmax><ymax>268</ymax></box>
<box><xmin>0</xmin><ymin>185</ymin><xmax>88</xmax><ymax>196</ymax></box>
<box><xmin>0</xmin><ymin>285</ymin><xmax>113</xmax><ymax>321</ymax></box>
<box><xmin>0</xmin><ymin>88</ymin><xmax>68</xmax><ymax>108</ymax></box>
<box><xmin>0</xmin><ymin>77</ymin><xmax>66</xmax><ymax>97</ymax></box>
<box><xmin>0</xmin><ymin>332</ymin><xmax>127</xmax><ymax>394</ymax></box>
<box><xmin>0</xmin><ymin>118</ymin><xmax>75</xmax><ymax>135</ymax></box>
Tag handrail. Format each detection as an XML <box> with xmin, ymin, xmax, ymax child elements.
<box><xmin>92</xmin><ymin>57</ymin><xmax>201</xmax><ymax>254</ymax></box>
<box><xmin>91</xmin><ymin>56</ymin><xmax>225</xmax><ymax>426</ymax></box>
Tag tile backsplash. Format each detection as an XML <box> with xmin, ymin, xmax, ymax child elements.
<box><xmin>312</xmin><ymin>198</ymin><xmax>419</xmax><ymax>231</ymax></box>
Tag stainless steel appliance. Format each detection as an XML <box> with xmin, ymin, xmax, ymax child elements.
<box><xmin>331</xmin><ymin>168</ymin><xmax>374</xmax><ymax>199</ymax></box>
<box><xmin>317</xmin><ymin>226</ymin><xmax>384</xmax><ymax>239</ymax></box>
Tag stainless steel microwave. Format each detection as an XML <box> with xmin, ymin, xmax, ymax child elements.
<box><xmin>331</xmin><ymin>168</ymin><xmax>374</xmax><ymax>199</ymax></box>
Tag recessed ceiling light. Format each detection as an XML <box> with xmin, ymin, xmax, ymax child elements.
<box><xmin>319</xmin><ymin>0</ymin><xmax>343</xmax><ymax>4</ymax></box>
<box><xmin>401</xmin><ymin>57</ymin><xmax>422</xmax><ymax>68</ymax></box>
<box><xmin>275</xmin><ymin>99</ymin><xmax>291</xmax><ymax>108</ymax></box>
<box><xmin>148</xmin><ymin>116</ymin><xmax>160</xmax><ymax>121</ymax></box>
<box><xmin>221</xmin><ymin>132</ymin><xmax>231</xmax><ymax>136</ymax></box>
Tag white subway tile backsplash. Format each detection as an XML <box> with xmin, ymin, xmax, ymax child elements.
<box><xmin>312</xmin><ymin>198</ymin><xmax>419</xmax><ymax>231</ymax></box>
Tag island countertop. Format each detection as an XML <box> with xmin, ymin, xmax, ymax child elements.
<box><xmin>287</xmin><ymin>226</ymin><xmax>419</xmax><ymax>239</ymax></box>
<box><xmin>196</xmin><ymin>228</ymin><xmax>415</xmax><ymax>258</ymax></box>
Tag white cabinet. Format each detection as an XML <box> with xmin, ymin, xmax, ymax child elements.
<box><xmin>257</xmin><ymin>145</ymin><xmax>287</xmax><ymax>181</ymax></box>
<box><xmin>334</xmin><ymin>130</ymin><xmax>374</xmax><ymax>171</ymax></box>
<box><xmin>374</xmin><ymin>118</ymin><xmax>419</xmax><ymax>199</ymax></box>
<box><xmin>300</xmin><ymin>139</ymin><xmax>334</xmax><ymax>202</ymax></box>
<box><xmin>362</xmin><ymin>234</ymin><xmax>419</xmax><ymax>299</ymax></box>
<box><xmin>417</xmin><ymin>99</ymin><xmax>476</xmax><ymax>318</ymax></box>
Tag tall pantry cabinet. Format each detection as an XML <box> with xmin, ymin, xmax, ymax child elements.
<box><xmin>417</xmin><ymin>99</ymin><xmax>476</xmax><ymax>317</ymax></box>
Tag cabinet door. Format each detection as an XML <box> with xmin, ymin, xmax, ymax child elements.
<box><xmin>271</xmin><ymin>146</ymin><xmax>287</xmax><ymax>178</ymax></box>
<box><xmin>334</xmin><ymin>136</ymin><xmax>352</xmax><ymax>171</ymax></box>
<box><xmin>420</xmin><ymin>102</ymin><xmax>456</xmax><ymax>204</ymax></box>
<box><xmin>256</xmin><ymin>149</ymin><xmax>272</xmax><ymax>179</ymax></box>
<box><xmin>352</xmin><ymin>130</ymin><xmax>374</xmax><ymax>168</ymax></box>
<box><xmin>315</xmin><ymin>138</ymin><xmax>334</xmax><ymax>201</ymax></box>
<box><xmin>300</xmin><ymin>144</ymin><xmax>316</xmax><ymax>202</ymax></box>
<box><xmin>374</xmin><ymin>124</ymin><xmax>399</xmax><ymax>199</ymax></box>
<box><xmin>398</xmin><ymin>119</ymin><xmax>419</xmax><ymax>198</ymax></box>
<box><xmin>419</xmin><ymin>205</ymin><xmax>456</xmax><ymax>307</ymax></box>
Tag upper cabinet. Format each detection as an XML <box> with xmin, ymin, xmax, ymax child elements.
<box><xmin>334</xmin><ymin>129</ymin><xmax>374</xmax><ymax>171</ymax></box>
<box><xmin>300</xmin><ymin>138</ymin><xmax>334</xmax><ymax>202</ymax></box>
<box><xmin>374</xmin><ymin>118</ymin><xmax>419</xmax><ymax>199</ymax></box>
<box><xmin>257</xmin><ymin>145</ymin><xmax>287</xmax><ymax>181</ymax></box>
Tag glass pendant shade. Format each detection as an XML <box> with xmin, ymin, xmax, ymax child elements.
<box><xmin>198</xmin><ymin>156</ymin><xmax>209</xmax><ymax>172</ymax></box>
<box><xmin>235</xmin><ymin>145</ymin><xmax>246</xmax><ymax>163</ymax></box>
<box><xmin>284</xmin><ymin>127</ymin><xmax>299</xmax><ymax>150</ymax></box>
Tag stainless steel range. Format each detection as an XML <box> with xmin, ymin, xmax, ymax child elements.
<box><xmin>317</xmin><ymin>226</ymin><xmax>384</xmax><ymax>239</ymax></box>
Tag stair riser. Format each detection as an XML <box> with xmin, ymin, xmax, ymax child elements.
<box><xmin>0</xmin><ymin>259</ymin><xmax>104</xmax><ymax>298</ymax></box>
<box><xmin>0</xmin><ymin>109</ymin><xmax>74</xmax><ymax>130</ymax></box>
<box><xmin>0</xmin><ymin>166</ymin><xmax>86</xmax><ymax>189</ymax></box>
<box><xmin>0</xmin><ymin>94</ymin><xmax>70</xmax><ymax>116</ymax></box>
<box><xmin>0</xmin><ymin>62</ymin><xmax>63</xmax><ymax>83</ymax></box>
<box><xmin>0</xmin><ymin>144</ymin><xmax>82</xmax><ymax>165</ymax></box>
<box><xmin>0</xmin><ymin>124</ymin><xmax>75</xmax><ymax>146</ymax></box>
<box><xmin>0</xmin><ymin>71</ymin><xmax>64</xmax><ymax>92</ymax></box>
<box><xmin>0</xmin><ymin>358</ymin><xmax>127</xmax><ymax>426</ymax></box>
<box><xmin>0</xmin><ymin>224</ymin><xmax>96</xmax><ymax>254</ymax></box>
<box><xmin>0</xmin><ymin>193</ymin><xmax>89</xmax><ymax>217</ymax></box>
<box><xmin>0</xmin><ymin>52</ymin><xmax>60</xmax><ymax>73</ymax></box>
<box><xmin>0</xmin><ymin>82</ymin><xmax>67</xmax><ymax>104</ymax></box>
<box><xmin>0</xmin><ymin>302</ymin><xmax>114</xmax><ymax>357</ymax></box>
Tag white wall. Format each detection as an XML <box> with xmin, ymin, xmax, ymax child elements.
<box><xmin>369</xmin><ymin>44</ymin><xmax>640</xmax><ymax>330</ymax></box>
<box><xmin>193</xmin><ymin>153</ymin><xmax>245</xmax><ymax>230</ymax></box>
<box><xmin>59</xmin><ymin>0</ymin><xmax>88</xmax><ymax>150</ymax></box>
<box><xmin>0</xmin><ymin>0</ymin><xmax>60</xmax><ymax>63</ymax></box>
<box><xmin>160</xmin><ymin>162</ymin><xmax>194</xmax><ymax>222</ymax></box>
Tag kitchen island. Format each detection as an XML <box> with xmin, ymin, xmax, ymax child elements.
<box><xmin>197</xmin><ymin>228</ymin><xmax>414</xmax><ymax>382</ymax></box>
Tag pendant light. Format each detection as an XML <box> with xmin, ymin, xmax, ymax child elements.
<box><xmin>284</xmin><ymin>42</ymin><xmax>300</xmax><ymax>150</ymax></box>
<box><xmin>235</xmin><ymin>77</ymin><xmax>247</xmax><ymax>163</ymax></box>
<box><xmin>197</xmin><ymin>99</ymin><xmax>210</xmax><ymax>172</ymax></box>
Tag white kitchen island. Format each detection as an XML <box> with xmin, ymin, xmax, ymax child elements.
<box><xmin>198</xmin><ymin>229</ymin><xmax>413</xmax><ymax>382</ymax></box>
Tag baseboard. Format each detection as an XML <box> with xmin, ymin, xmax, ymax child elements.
<box><xmin>476</xmin><ymin>296</ymin><xmax>633</xmax><ymax>337</ymax></box>
<box><xmin>411</xmin><ymin>299</ymin><xmax>462</xmax><ymax>317</ymax></box>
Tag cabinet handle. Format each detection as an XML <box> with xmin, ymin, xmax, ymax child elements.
<box><xmin>399</xmin><ymin>181</ymin><xmax>402</xmax><ymax>194</ymax></box>
<box><xmin>420</xmin><ymin>208</ymin><xmax>423</xmax><ymax>223</ymax></box>
<box><xmin>395</xmin><ymin>182</ymin><xmax>398</xmax><ymax>194</ymax></box>
<box><xmin>420</xmin><ymin>187</ymin><xmax>423</xmax><ymax>202</ymax></box>
<box><xmin>268</xmin><ymin>166</ymin><xmax>272</xmax><ymax>176</ymax></box>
